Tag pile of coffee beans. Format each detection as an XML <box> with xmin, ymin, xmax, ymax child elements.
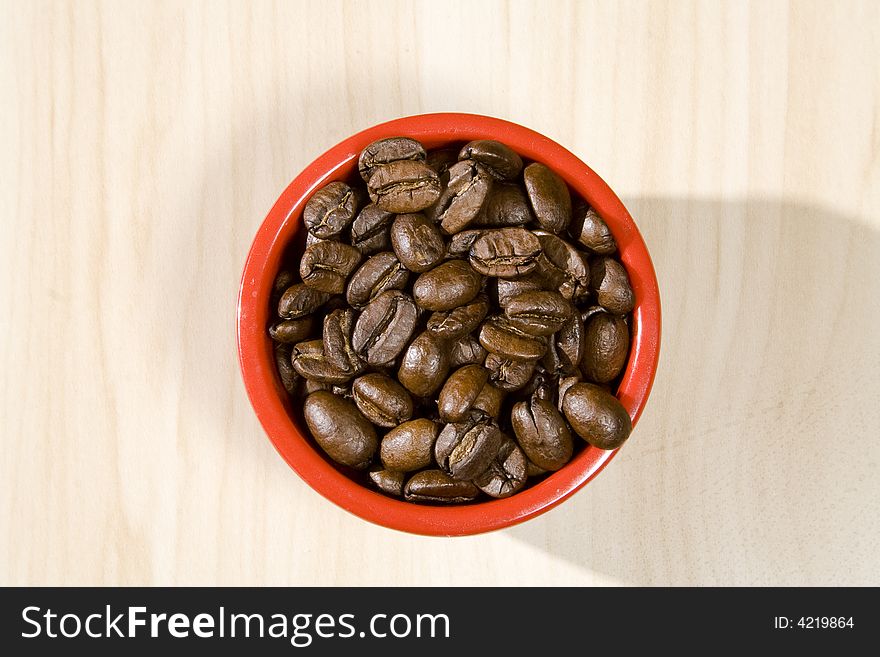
<box><xmin>269</xmin><ymin>137</ymin><xmax>635</xmax><ymax>504</ymax></box>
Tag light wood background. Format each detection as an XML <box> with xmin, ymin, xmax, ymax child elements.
<box><xmin>2</xmin><ymin>0</ymin><xmax>878</xmax><ymax>587</ymax></box>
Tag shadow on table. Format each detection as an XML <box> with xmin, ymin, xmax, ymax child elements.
<box><xmin>507</xmin><ymin>197</ymin><xmax>880</xmax><ymax>586</ymax></box>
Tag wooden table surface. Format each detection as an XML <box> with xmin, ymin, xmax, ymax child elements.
<box><xmin>2</xmin><ymin>1</ymin><xmax>878</xmax><ymax>586</ymax></box>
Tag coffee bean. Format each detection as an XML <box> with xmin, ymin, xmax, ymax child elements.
<box><xmin>542</xmin><ymin>312</ymin><xmax>584</xmax><ymax>376</ymax></box>
<box><xmin>390</xmin><ymin>213</ymin><xmax>446</xmax><ymax>273</ymax></box>
<box><xmin>473</xmin><ymin>383</ymin><xmax>504</xmax><ymax>420</ymax></box>
<box><xmin>557</xmin><ymin>375</ymin><xmax>581</xmax><ymax>413</ymax></box>
<box><xmin>469</xmin><ymin>228</ymin><xmax>542</xmax><ymax>278</ymax></box>
<box><xmin>523</xmin><ymin>162</ymin><xmax>571</xmax><ymax>234</ymax></box>
<box><xmin>426</xmin><ymin>293</ymin><xmax>489</xmax><ymax>341</ymax></box>
<box><xmin>368</xmin><ymin>160</ymin><xmax>441</xmax><ymax>213</ymax></box>
<box><xmin>484</xmin><ymin>352</ymin><xmax>536</xmax><ymax>391</ymax></box>
<box><xmin>303</xmin><ymin>181</ymin><xmax>358</xmax><ymax>239</ymax></box>
<box><xmin>272</xmin><ymin>269</ymin><xmax>296</xmax><ymax>308</ymax></box>
<box><xmin>299</xmin><ymin>240</ymin><xmax>362</xmax><ymax>294</ymax></box>
<box><xmin>591</xmin><ymin>256</ymin><xmax>635</xmax><ymax>315</ymax></box>
<box><xmin>504</xmin><ymin>290</ymin><xmax>573</xmax><ymax>336</ymax></box>
<box><xmin>346</xmin><ymin>251</ymin><xmax>409</xmax><ymax>308</ymax></box>
<box><xmin>474</xmin><ymin>182</ymin><xmax>533</xmax><ymax>227</ymax></box>
<box><xmin>322</xmin><ymin>308</ymin><xmax>365</xmax><ymax>375</ymax></box>
<box><xmin>474</xmin><ymin>437</ymin><xmax>527</xmax><ymax>498</ymax></box>
<box><xmin>479</xmin><ymin>315</ymin><xmax>547</xmax><ymax>361</ymax></box>
<box><xmin>303</xmin><ymin>391</ymin><xmax>378</xmax><ymax>469</ymax></box>
<box><xmin>397</xmin><ymin>331</ymin><xmax>450</xmax><ymax>398</ymax></box>
<box><xmin>582</xmin><ymin>312</ymin><xmax>629</xmax><ymax>383</ymax></box>
<box><xmin>274</xmin><ymin>343</ymin><xmax>299</xmax><ymax>394</ymax></box>
<box><xmin>511</xmin><ymin>391</ymin><xmax>573</xmax><ymax>471</ymax></box>
<box><xmin>404</xmin><ymin>469</ymin><xmax>480</xmax><ymax>503</ymax></box>
<box><xmin>352</xmin><ymin>290</ymin><xmax>418</xmax><ymax>366</ymax></box>
<box><xmin>353</xmin><ymin>373</ymin><xmax>414</xmax><ymax>428</ymax></box>
<box><xmin>277</xmin><ymin>284</ymin><xmax>331</xmax><ymax>320</ymax></box>
<box><xmin>351</xmin><ymin>203</ymin><xmax>395</xmax><ymax>255</ymax></box>
<box><xmin>562</xmin><ymin>382</ymin><xmax>632</xmax><ymax>450</ymax></box>
<box><xmin>437</xmin><ymin>364</ymin><xmax>490</xmax><ymax>422</ymax></box>
<box><xmin>358</xmin><ymin>137</ymin><xmax>426</xmax><ymax>182</ymax></box>
<box><xmin>446</xmin><ymin>229</ymin><xmax>483</xmax><ymax>258</ymax></box>
<box><xmin>269</xmin><ymin>317</ymin><xmax>314</xmax><ymax>344</ymax></box>
<box><xmin>571</xmin><ymin>207</ymin><xmax>617</xmax><ymax>254</ymax></box>
<box><xmin>369</xmin><ymin>466</ymin><xmax>406</xmax><ymax>496</ymax></box>
<box><xmin>380</xmin><ymin>418</ymin><xmax>439</xmax><ymax>472</ymax></box>
<box><xmin>448</xmin><ymin>334</ymin><xmax>488</xmax><ymax>368</ymax></box>
<box><xmin>458</xmin><ymin>139</ymin><xmax>523</xmax><ymax>180</ymax></box>
<box><xmin>292</xmin><ymin>339</ymin><xmax>355</xmax><ymax>384</ymax></box>
<box><xmin>533</xmin><ymin>231</ymin><xmax>590</xmax><ymax>300</ymax></box>
<box><xmin>412</xmin><ymin>260</ymin><xmax>482</xmax><ymax>311</ymax></box>
<box><xmin>435</xmin><ymin>416</ymin><xmax>503</xmax><ymax>481</ymax></box>
<box><xmin>426</xmin><ymin>147</ymin><xmax>460</xmax><ymax>179</ymax></box>
<box><xmin>429</xmin><ymin>160</ymin><xmax>493</xmax><ymax>235</ymax></box>
<box><xmin>495</xmin><ymin>275</ymin><xmax>545</xmax><ymax>309</ymax></box>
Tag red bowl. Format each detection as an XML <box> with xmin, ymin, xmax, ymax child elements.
<box><xmin>237</xmin><ymin>113</ymin><xmax>661</xmax><ymax>536</ymax></box>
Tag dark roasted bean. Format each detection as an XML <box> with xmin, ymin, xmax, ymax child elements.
<box><xmin>299</xmin><ymin>240</ymin><xmax>362</xmax><ymax>294</ymax></box>
<box><xmin>358</xmin><ymin>137</ymin><xmax>426</xmax><ymax>182</ymax></box>
<box><xmin>397</xmin><ymin>331</ymin><xmax>450</xmax><ymax>398</ymax></box>
<box><xmin>429</xmin><ymin>160</ymin><xmax>493</xmax><ymax>235</ymax></box>
<box><xmin>523</xmin><ymin>162</ymin><xmax>571</xmax><ymax>234</ymax></box>
<box><xmin>380</xmin><ymin>418</ymin><xmax>439</xmax><ymax>472</ymax></box>
<box><xmin>412</xmin><ymin>260</ymin><xmax>482</xmax><ymax>311</ymax></box>
<box><xmin>591</xmin><ymin>256</ymin><xmax>635</xmax><ymax>315</ymax></box>
<box><xmin>404</xmin><ymin>470</ymin><xmax>480</xmax><ymax>503</ymax></box>
<box><xmin>571</xmin><ymin>207</ymin><xmax>617</xmax><ymax>254</ymax></box>
<box><xmin>303</xmin><ymin>181</ymin><xmax>358</xmax><ymax>239</ymax></box>
<box><xmin>352</xmin><ymin>290</ymin><xmax>418</xmax><ymax>366</ymax></box>
<box><xmin>390</xmin><ymin>213</ymin><xmax>446</xmax><ymax>273</ymax></box>
<box><xmin>562</xmin><ymin>382</ymin><xmax>632</xmax><ymax>450</ymax></box>
<box><xmin>469</xmin><ymin>228</ymin><xmax>542</xmax><ymax>278</ymax></box>
<box><xmin>367</xmin><ymin>160</ymin><xmax>441</xmax><ymax>213</ymax></box>
<box><xmin>458</xmin><ymin>140</ymin><xmax>523</xmax><ymax>180</ymax></box>
<box><xmin>277</xmin><ymin>284</ymin><xmax>331</xmax><ymax>320</ymax></box>
<box><xmin>346</xmin><ymin>251</ymin><xmax>409</xmax><ymax>308</ymax></box>
<box><xmin>582</xmin><ymin>312</ymin><xmax>629</xmax><ymax>383</ymax></box>
<box><xmin>304</xmin><ymin>391</ymin><xmax>378</xmax><ymax>469</ymax></box>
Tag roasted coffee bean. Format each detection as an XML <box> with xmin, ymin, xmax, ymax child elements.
<box><xmin>292</xmin><ymin>339</ymin><xmax>354</xmax><ymax>384</ymax></box>
<box><xmin>484</xmin><ymin>352</ymin><xmax>535</xmax><ymax>391</ymax></box>
<box><xmin>523</xmin><ymin>163</ymin><xmax>571</xmax><ymax>234</ymax></box>
<box><xmin>397</xmin><ymin>331</ymin><xmax>450</xmax><ymax>397</ymax></box>
<box><xmin>303</xmin><ymin>391</ymin><xmax>378</xmax><ymax>469</ymax></box>
<box><xmin>369</xmin><ymin>466</ymin><xmax>406</xmax><ymax>496</ymax></box>
<box><xmin>367</xmin><ymin>160</ymin><xmax>441</xmax><ymax>213</ymax></box>
<box><xmin>353</xmin><ymin>373</ymin><xmax>414</xmax><ymax>428</ymax></box>
<box><xmin>448</xmin><ymin>334</ymin><xmax>488</xmax><ymax>368</ymax></box>
<box><xmin>412</xmin><ymin>260</ymin><xmax>482</xmax><ymax>311</ymax></box>
<box><xmin>430</xmin><ymin>160</ymin><xmax>493</xmax><ymax>235</ymax></box>
<box><xmin>269</xmin><ymin>317</ymin><xmax>314</xmax><ymax>344</ymax></box>
<box><xmin>557</xmin><ymin>375</ymin><xmax>581</xmax><ymax>413</ymax></box>
<box><xmin>475</xmin><ymin>182</ymin><xmax>533</xmax><ymax>227</ymax></box>
<box><xmin>346</xmin><ymin>251</ymin><xmax>409</xmax><ymax>308</ymax></box>
<box><xmin>299</xmin><ymin>241</ymin><xmax>362</xmax><ymax>294</ymax></box>
<box><xmin>511</xmin><ymin>391</ymin><xmax>574</xmax><ymax>471</ymax></box>
<box><xmin>435</xmin><ymin>416</ymin><xmax>503</xmax><ymax>481</ymax></box>
<box><xmin>323</xmin><ymin>309</ymin><xmax>364</xmax><ymax>375</ymax></box>
<box><xmin>380</xmin><ymin>418</ymin><xmax>439</xmax><ymax>472</ymax></box>
<box><xmin>351</xmin><ymin>203</ymin><xmax>394</xmax><ymax>255</ymax></box>
<box><xmin>404</xmin><ymin>469</ymin><xmax>480</xmax><ymax>503</ymax></box>
<box><xmin>591</xmin><ymin>256</ymin><xmax>635</xmax><ymax>315</ymax></box>
<box><xmin>446</xmin><ymin>229</ymin><xmax>483</xmax><ymax>258</ymax></box>
<box><xmin>358</xmin><ymin>137</ymin><xmax>426</xmax><ymax>182</ymax></box>
<box><xmin>303</xmin><ymin>181</ymin><xmax>358</xmax><ymax>239</ymax></box>
<box><xmin>459</xmin><ymin>139</ymin><xmax>523</xmax><ymax>180</ymax></box>
<box><xmin>474</xmin><ymin>437</ymin><xmax>527</xmax><ymax>498</ymax></box>
<box><xmin>469</xmin><ymin>228</ymin><xmax>542</xmax><ymax>278</ymax></box>
<box><xmin>504</xmin><ymin>290</ymin><xmax>572</xmax><ymax>336</ymax></box>
<box><xmin>495</xmin><ymin>275</ymin><xmax>545</xmax><ymax>309</ymax></box>
<box><xmin>274</xmin><ymin>343</ymin><xmax>299</xmax><ymax>394</ymax></box>
<box><xmin>562</xmin><ymin>382</ymin><xmax>632</xmax><ymax>450</ymax></box>
<box><xmin>278</xmin><ymin>284</ymin><xmax>331</xmax><ymax>320</ymax></box>
<box><xmin>526</xmin><ymin>460</ymin><xmax>547</xmax><ymax>477</ymax></box>
<box><xmin>352</xmin><ymin>290</ymin><xmax>418</xmax><ymax>366</ymax></box>
<box><xmin>473</xmin><ymin>383</ymin><xmax>505</xmax><ymax>420</ymax></box>
<box><xmin>542</xmin><ymin>312</ymin><xmax>584</xmax><ymax>376</ymax></box>
<box><xmin>272</xmin><ymin>269</ymin><xmax>296</xmax><ymax>308</ymax></box>
<box><xmin>437</xmin><ymin>364</ymin><xmax>490</xmax><ymax>422</ymax></box>
<box><xmin>426</xmin><ymin>147</ymin><xmax>460</xmax><ymax>180</ymax></box>
<box><xmin>479</xmin><ymin>316</ymin><xmax>547</xmax><ymax>361</ymax></box>
<box><xmin>390</xmin><ymin>213</ymin><xmax>446</xmax><ymax>273</ymax></box>
<box><xmin>571</xmin><ymin>207</ymin><xmax>617</xmax><ymax>254</ymax></box>
<box><xmin>304</xmin><ymin>379</ymin><xmax>333</xmax><ymax>395</ymax></box>
<box><xmin>533</xmin><ymin>231</ymin><xmax>590</xmax><ymax>300</ymax></box>
<box><xmin>426</xmin><ymin>294</ymin><xmax>489</xmax><ymax>341</ymax></box>
<box><xmin>582</xmin><ymin>312</ymin><xmax>629</xmax><ymax>383</ymax></box>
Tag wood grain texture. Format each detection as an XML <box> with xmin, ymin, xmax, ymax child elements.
<box><xmin>1</xmin><ymin>0</ymin><xmax>878</xmax><ymax>586</ymax></box>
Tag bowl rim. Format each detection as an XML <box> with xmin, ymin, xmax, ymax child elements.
<box><xmin>237</xmin><ymin>112</ymin><xmax>661</xmax><ymax>536</ymax></box>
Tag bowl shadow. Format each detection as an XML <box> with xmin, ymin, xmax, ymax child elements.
<box><xmin>506</xmin><ymin>197</ymin><xmax>880</xmax><ymax>585</ymax></box>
